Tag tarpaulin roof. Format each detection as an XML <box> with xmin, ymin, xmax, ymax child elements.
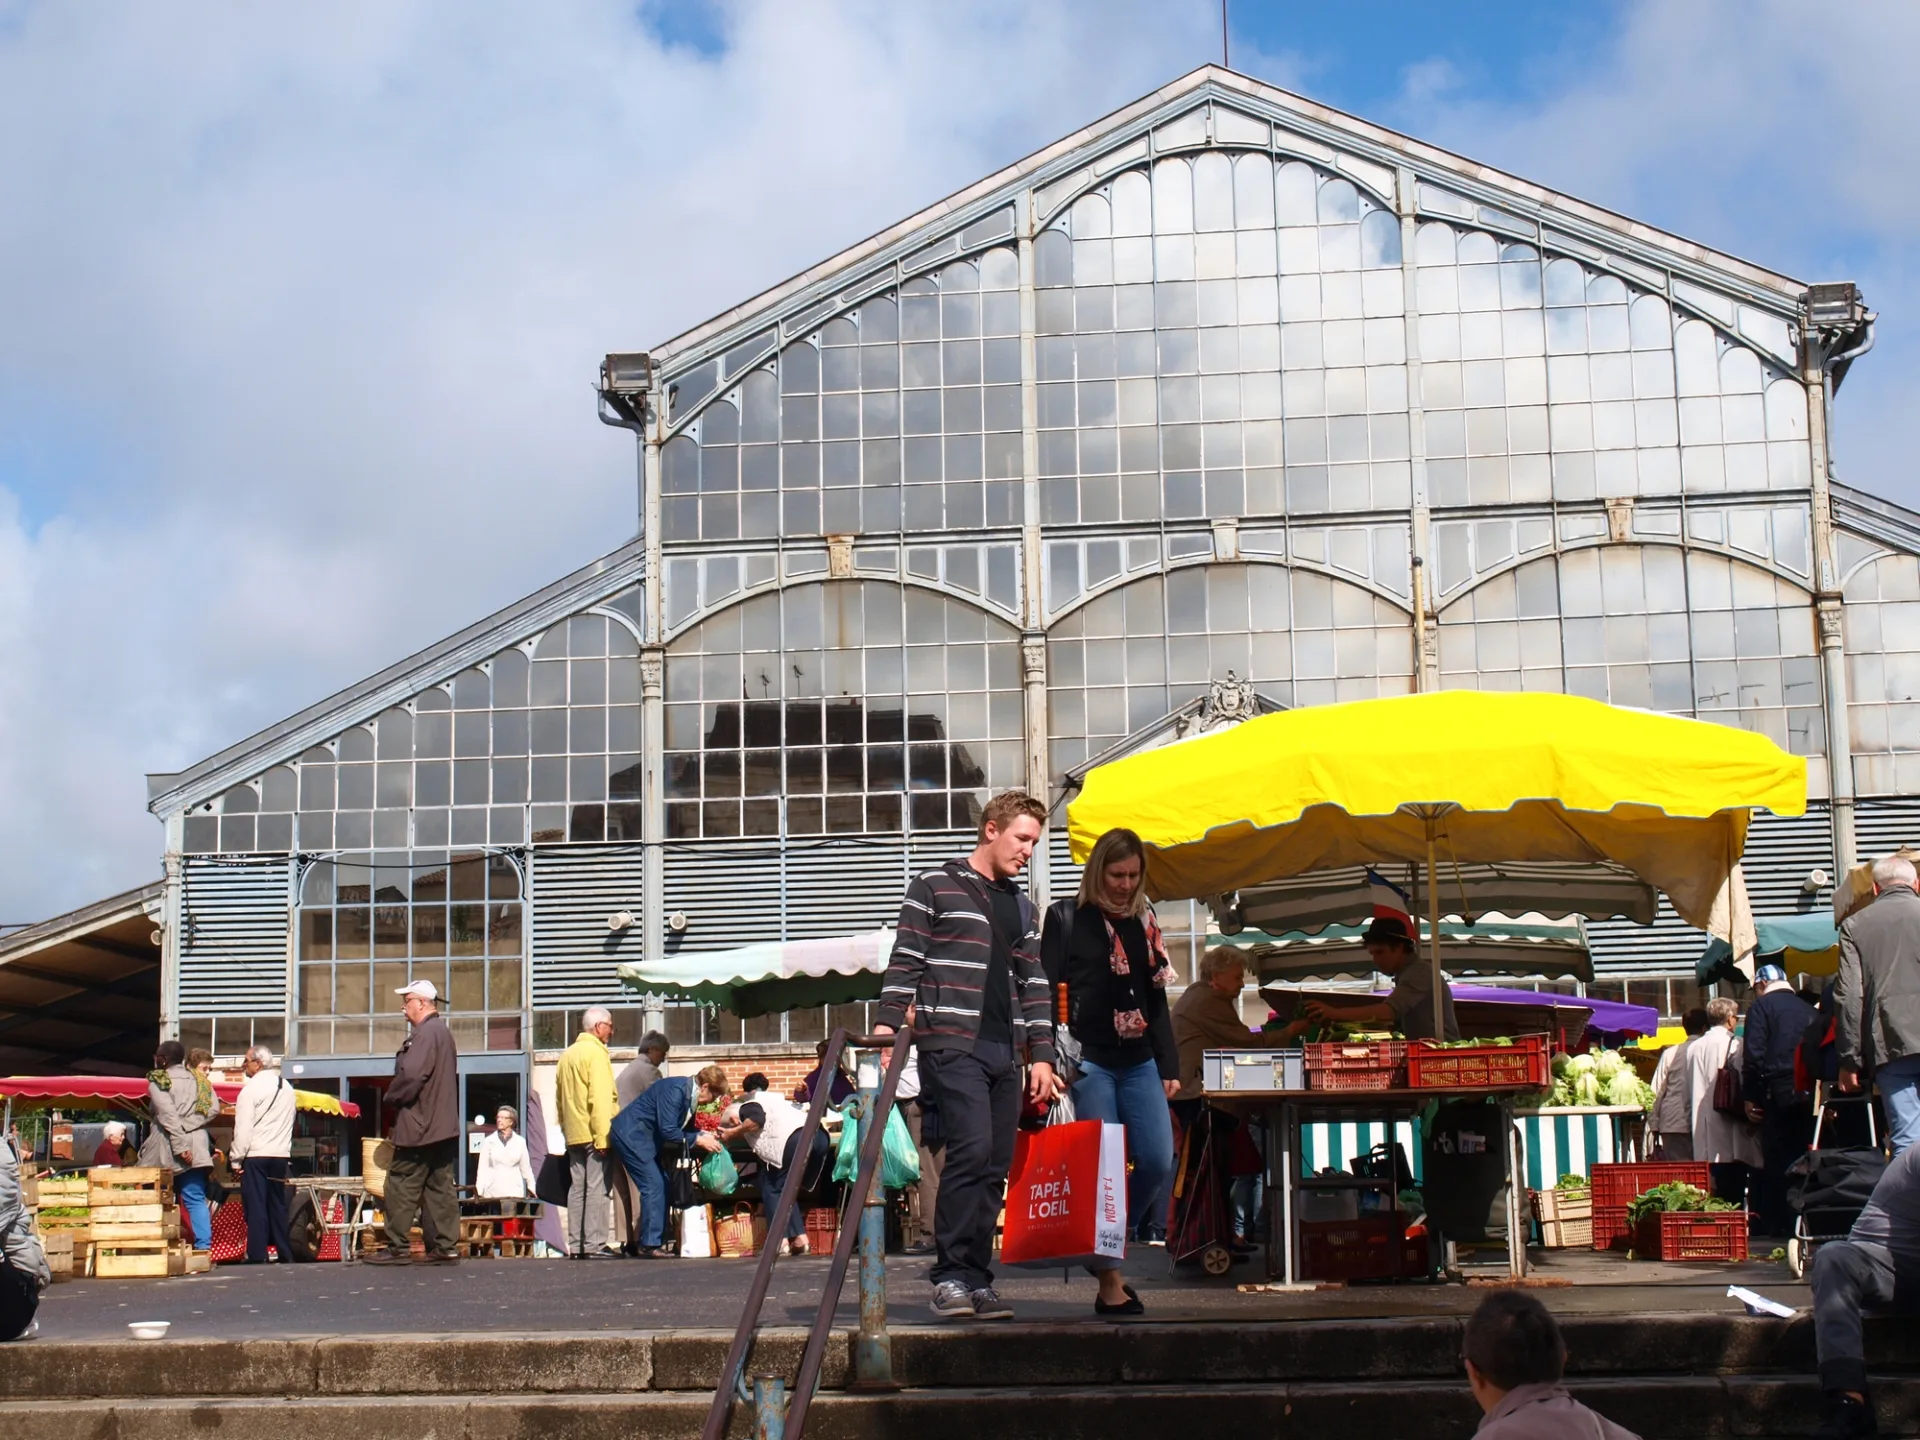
<box><xmin>620</xmin><ymin>931</ymin><xmax>894</xmax><ymax>1018</ymax></box>
<box><xmin>0</xmin><ymin>1074</ymin><xmax>359</xmax><ymax>1118</ymax></box>
<box><xmin>1068</xmin><ymin>691</ymin><xmax>1806</xmax><ymax>931</ymax></box>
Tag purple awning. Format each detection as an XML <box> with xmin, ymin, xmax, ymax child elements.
<box><xmin>1449</xmin><ymin>985</ymin><xmax>1659</xmax><ymax>1038</ymax></box>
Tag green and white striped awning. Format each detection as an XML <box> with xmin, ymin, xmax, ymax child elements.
<box><xmin>1216</xmin><ymin>912</ymin><xmax>1594</xmax><ymax>983</ymax></box>
<box><xmin>1229</xmin><ymin>862</ymin><xmax>1657</xmax><ymax>938</ymax></box>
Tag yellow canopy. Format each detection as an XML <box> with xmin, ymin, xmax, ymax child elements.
<box><xmin>1067</xmin><ymin>691</ymin><xmax>1806</xmax><ymax>933</ymax></box>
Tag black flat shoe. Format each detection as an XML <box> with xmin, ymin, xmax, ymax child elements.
<box><xmin>1094</xmin><ymin>1283</ymin><xmax>1144</xmax><ymax>1316</ymax></box>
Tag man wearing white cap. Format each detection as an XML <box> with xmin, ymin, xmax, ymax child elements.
<box><xmin>368</xmin><ymin>979</ymin><xmax>462</xmax><ymax>1265</ymax></box>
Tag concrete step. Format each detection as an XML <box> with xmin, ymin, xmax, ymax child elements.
<box><xmin>4</xmin><ymin>1315</ymin><xmax>1917</xmax><ymax>1402</ymax></box>
<box><xmin>2</xmin><ymin>1377</ymin><xmax>1917</xmax><ymax>1440</ymax></box>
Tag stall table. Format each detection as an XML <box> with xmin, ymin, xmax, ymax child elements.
<box><xmin>1208</xmin><ymin>1082</ymin><xmax>1539</xmax><ymax>1283</ymax></box>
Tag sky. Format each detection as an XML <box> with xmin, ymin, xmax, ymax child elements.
<box><xmin>1</xmin><ymin>0</ymin><xmax>1915</xmax><ymax>920</ymax></box>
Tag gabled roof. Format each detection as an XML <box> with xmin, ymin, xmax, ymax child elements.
<box><xmin>0</xmin><ymin>880</ymin><xmax>163</xmax><ymax>1076</ymax></box>
<box><xmin>148</xmin><ymin>537</ymin><xmax>646</xmax><ymax>818</ymax></box>
<box><xmin>648</xmin><ymin>64</ymin><xmax>1811</xmax><ymax>384</ymax></box>
<box><xmin>1833</xmin><ymin>481</ymin><xmax>1920</xmax><ymax>558</ymax></box>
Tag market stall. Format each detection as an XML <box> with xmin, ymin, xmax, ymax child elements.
<box><xmin>3</xmin><ymin>1076</ymin><xmax>361</xmax><ymax>1276</ymax></box>
<box><xmin>618</xmin><ymin>929</ymin><xmax>893</xmax><ymax>1015</ymax></box>
<box><xmin>1068</xmin><ymin>690</ymin><xmax>1806</xmax><ymax>1283</ymax></box>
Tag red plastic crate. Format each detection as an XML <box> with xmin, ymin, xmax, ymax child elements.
<box><xmin>1305</xmin><ymin>1040</ymin><xmax>1408</xmax><ymax>1071</ymax></box>
<box><xmin>1590</xmin><ymin>1161</ymin><xmax>1711</xmax><ymax>1211</ymax></box>
<box><xmin>1304</xmin><ymin>1041</ymin><xmax>1407</xmax><ymax>1090</ymax></box>
<box><xmin>1407</xmin><ymin>1035</ymin><xmax>1550</xmax><ymax>1090</ymax></box>
<box><xmin>1589</xmin><ymin>1162</ymin><xmax>1710</xmax><ymax>1249</ymax></box>
<box><xmin>804</xmin><ymin>1207</ymin><xmax>839</xmax><ymax>1254</ymax></box>
<box><xmin>1633</xmin><ymin>1211</ymin><xmax>1749</xmax><ymax>1262</ymax></box>
<box><xmin>1301</xmin><ymin>1213</ymin><xmax>1428</xmax><ymax>1281</ymax></box>
<box><xmin>1309</xmin><ymin>1068</ymin><xmax>1399</xmax><ymax>1091</ymax></box>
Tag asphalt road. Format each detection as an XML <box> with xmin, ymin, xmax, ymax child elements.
<box><xmin>32</xmin><ymin>1245</ymin><xmax>1810</xmax><ymax>1342</ymax></box>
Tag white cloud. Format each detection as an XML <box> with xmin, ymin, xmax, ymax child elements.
<box><xmin>2</xmin><ymin>0</ymin><xmax>1909</xmax><ymax>920</ymax></box>
<box><xmin>0</xmin><ymin>0</ymin><xmax>1238</xmax><ymax>916</ymax></box>
<box><xmin>1374</xmin><ymin>0</ymin><xmax>1920</xmax><ymax>498</ymax></box>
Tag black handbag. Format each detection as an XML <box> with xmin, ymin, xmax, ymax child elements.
<box><xmin>533</xmin><ymin>1152</ymin><xmax>570</xmax><ymax>1208</ymax></box>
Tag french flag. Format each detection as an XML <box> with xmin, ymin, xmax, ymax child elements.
<box><xmin>1367</xmin><ymin>869</ymin><xmax>1416</xmax><ymax>934</ymax></box>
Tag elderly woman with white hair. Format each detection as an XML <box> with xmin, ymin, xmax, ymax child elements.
<box><xmin>476</xmin><ymin>1106</ymin><xmax>537</xmax><ymax>1212</ymax></box>
<box><xmin>1687</xmin><ymin>996</ymin><xmax>1763</xmax><ymax>1205</ymax></box>
<box><xmin>91</xmin><ymin>1121</ymin><xmax>132</xmax><ymax>1168</ymax></box>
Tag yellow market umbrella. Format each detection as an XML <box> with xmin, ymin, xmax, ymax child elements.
<box><xmin>1067</xmin><ymin>691</ymin><xmax>1806</xmax><ymax>1037</ymax></box>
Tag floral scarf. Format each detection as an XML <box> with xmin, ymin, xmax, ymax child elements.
<box><xmin>1102</xmin><ymin>905</ymin><xmax>1173</xmax><ymax>1041</ymax></box>
<box><xmin>148</xmin><ymin>1066</ymin><xmax>216</xmax><ymax>1118</ymax></box>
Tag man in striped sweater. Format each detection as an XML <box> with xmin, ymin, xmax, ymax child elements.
<box><xmin>875</xmin><ymin>790</ymin><xmax>1059</xmax><ymax>1321</ymax></box>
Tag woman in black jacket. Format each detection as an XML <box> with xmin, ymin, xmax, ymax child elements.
<box><xmin>1040</xmin><ymin>827</ymin><xmax>1179</xmax><ymax>1315</ymax></box>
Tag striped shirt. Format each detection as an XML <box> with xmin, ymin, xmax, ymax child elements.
<box><xmin>878</xmin><ymin>860</ymin><xmax>1057</xmax><ymax>1064</ymax></box>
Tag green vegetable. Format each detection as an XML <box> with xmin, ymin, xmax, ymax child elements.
<box><xmin>1625</xmin><ymin>1182</ymin><xmax>1737</xmax><ymax>1226</ymax></box>
<box><xmin>1554</xmin><ymin>1174</ymin><xmax>1590</xmax><ymax>1193</ymax></box>
<box><xmin>1550</xmin><ymin>1052</ymin><xmax>1573</xmax><ymax>1079</ymax></box>
<box><xmin>1594</xmin><ymin>1050</ymin><xmax>1625</xmax><ymax>1080</ymax></box>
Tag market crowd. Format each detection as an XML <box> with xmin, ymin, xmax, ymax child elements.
<box><xmin>4</xmin><ymin>795</ymin><xmax>1919</xmax><ymax>1440</ymax></box>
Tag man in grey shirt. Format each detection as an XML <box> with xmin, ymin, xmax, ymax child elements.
<box><xmin>1810</xmin><ymin>1140</ymin><xmax>1920</xmax><ymax>1437</ymax></box>
<box><xmin>1836</xmin><ymin>854</ymin><xmax>1920</xmax><ymax>1155</ymax></box>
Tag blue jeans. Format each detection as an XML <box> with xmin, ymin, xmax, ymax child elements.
<box><xmin>177</xmin><ymin>1167</ymin><xmax>212</xmax><ymax>1251</ymax></box>
<box><xmin>1071</xmin><ymin>1057</ymin><xmax>1175</xmax><ymax>1269</ymax></box>
<box><xmin>1878</xmin><ymin>1054</ymin><xmax>1920</xmax><ymax>1155</ymax></box>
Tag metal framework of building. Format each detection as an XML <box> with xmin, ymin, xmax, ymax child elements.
<box><xmin>129</xmin><ymin>67</ymin><xmax>1920</xmax><ymax>1101</ymax></box>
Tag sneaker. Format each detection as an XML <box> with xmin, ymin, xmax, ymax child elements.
<box><xmin>968</xmin><ymin>1286</ymin><xmax>1014</xmax><ymax>1320</ymax></box>
<box><xmin>1816</xmin><ymin>1392</ymin><xmax>1878</xmax><ymax>1439</ymax></box>
<box><xmin>930</xmin><ymin>1279</ymin><xmax>974</xmax><ymax>1319</ymax></box>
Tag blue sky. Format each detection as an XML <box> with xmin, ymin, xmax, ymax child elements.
<box><xmin>0</xmin><ymin>1</ymin><xmax>1913</xmax><ymax>918</ymax></box>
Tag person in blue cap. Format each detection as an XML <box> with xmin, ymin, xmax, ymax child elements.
<box><xmin>1743</xmin><ymin>961</ymin><xmax>1818</xmax><ymax>1239</ymax></box>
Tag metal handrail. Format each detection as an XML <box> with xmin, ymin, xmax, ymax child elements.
<box><xmin>701</xmin><ymin>1027</ymin><xmax>911</xmax><ymax>1440</ymax></box>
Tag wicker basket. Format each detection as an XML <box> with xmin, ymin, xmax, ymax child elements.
<box><xmin>1531</xmin><ymin>1187</ymin><xmax>1593</xmax><ymax>1249</ymax></box>
<box><xmin>362</xmin><ymin>1138</ymin><xmax>393</xmax><ymax>1199</ymax></box>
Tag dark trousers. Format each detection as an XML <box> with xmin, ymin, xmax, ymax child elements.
<box><xmin>921</xmin><ymin>1045</ymin><xmax>1020</xmax><ymax>1293</ymax></box>
<box><xmin>1812</xmin><ymin>1239</ymin><xmax>1920</xmax><ymax>1394</ymax></box>
<box><xmin>1709</xmin><ymin>1161</ymin><xmax>1752</xmax><ymax>1208</ymax></box>
<box><xmin>758</xmin><ymin>1129</ymin><xmax>832</xmax><ymax>1242</ymax></box>
<box><xmin>0</xmin><ymin>1262</ymin><xmax>36</xmax><ymax>1342</ymax></box>
<box><xmin>240</xmin><ymin>1156</ymin><xmax>294</xmax><ymax>1263</ymax></box>
<box><xmin>1755</xmin><ymin>1088</ymin><xmax>1816</xmax><ymax>1237</ymax></box>
<box><xmin>383</xmin><ymin>1138</ymin><xmax>460</xmax><ymax>1256</ymax></box>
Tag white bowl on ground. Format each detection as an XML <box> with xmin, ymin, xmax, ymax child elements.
<box><xmin>128</xmin><ymin>1321</ymin><xmax>171</xmax><ymax>1340</ymax></box>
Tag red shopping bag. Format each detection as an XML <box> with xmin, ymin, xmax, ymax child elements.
<box><xmin>999</xmin><ymin>1119</ymin><xmax>1127</xmax><ymax>1268</ymax></box>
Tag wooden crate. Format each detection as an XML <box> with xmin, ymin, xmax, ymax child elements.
<box><xmin>89</xmin><ymin>1167</ymin><xmax>173</xmax><ymax>1205</ymax></box>
<box><xmin>39</xmin><ymin>1230</ymin><xmax>75</xmax><ymax>1281</ymax></box>
<box><xmin>35</xmin><ymin>1176</ymin><xmax>89</xmax><ymax>1206</ymax></box>
<box><xmin>33</xmin><ymin>1211</ymin><xmax>91</xmax><ymax>1245</ymax></box>
<box><xmin>91</xmin><ymin>1209</ymin><xmax>182</xmax><ymax>1244</ymax></box>
<box><xmin>95</xmin><ymin>1243</ymin><xmax>178</xmax><ymax>1279</ymax></box>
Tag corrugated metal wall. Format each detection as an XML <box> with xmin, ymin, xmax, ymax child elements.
<box><xmin>527</xmin><ymin>830</ymin><xmax>978</xmax><ymax>1009</ymax></box>
<box><xmin>527</xmin><ymin>845</ymin><xmax>645</xmax><ymax>1008</ymax></box>
<box><xmin>177</xmin><ymin>858</ymin><xmax>292</xmax><ymax>1017</ymax></box>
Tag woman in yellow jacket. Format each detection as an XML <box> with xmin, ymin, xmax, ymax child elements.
<box><xmin>556</xmin><ymin>1008</ymin><xmax>619</xmax><ymax>1258</ymax></box>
